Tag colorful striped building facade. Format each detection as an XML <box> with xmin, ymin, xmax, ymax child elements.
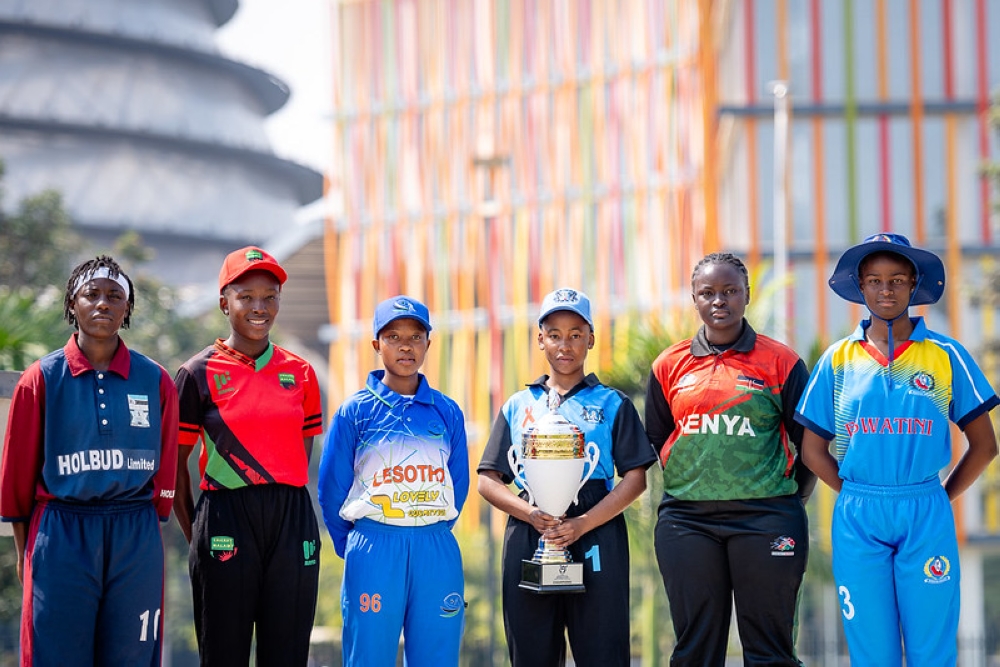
<box><xmin>323</xmin><ymin>0</ymin><xmax>1000</xmax><ymax>538</ymax></box>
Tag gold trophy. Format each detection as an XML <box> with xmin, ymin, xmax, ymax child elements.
<box><xmin>508</xmin><ymin>389</ymin><xmax>600</xmax><ymax>593</ymax></box>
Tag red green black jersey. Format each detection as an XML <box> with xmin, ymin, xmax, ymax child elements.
<box><xmin>646</xmin><ymin>322</ymin><xmax>808</xmax><ymax>500</ymax></box>
<box><xmin>175</xmin><ymin>339</ymin><xmax>323</xmax><ymax>490</ymax></box>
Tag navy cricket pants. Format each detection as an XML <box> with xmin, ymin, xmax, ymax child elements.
<box><xmin>22</xmin><ymin>499</ymin><xmax>165</xmax><ymax>667</ymax></box>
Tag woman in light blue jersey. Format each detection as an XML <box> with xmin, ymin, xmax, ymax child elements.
<box><xmin>795</xmin><ymin>233</ymin><xmax>999</xmax><ymax>666</ymax></box>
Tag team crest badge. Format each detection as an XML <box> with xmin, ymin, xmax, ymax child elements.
<box><xmin>770</xmin><ymin>536</ymin><xmax>796</xmax><ymax>556</ymax></box>
<box><xmin>580</xmin><ymin>406</ymin><xmax>605</xmax><ymax>423</ymax></box>
<box><xmin>128</xmin><ymin>394</ymin><xmax>150</xmax><ymax>428</ymax></box>
<box><xmin>909</xmin><ymin>371</ymin><xmax>936</xmax><ymax>393</ymax></box>
<box><xmin>923</xmin><ymin>556</ymin><xmax>951</xmax><ymax>583</ymax></box>
<box><xmin>440</xmin><ymin>592</ymin><xmax>465</xmax><ymax>618</ymax></box>
<box><xmin>278</xmin><ymin>372</ymin><xmax>296</xmax><ymax>390</ymax></box>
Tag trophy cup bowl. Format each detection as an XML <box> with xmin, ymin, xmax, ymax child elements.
<box><xmin>508</xmin><ymin>411</ymin><xmax>600</xmax><ymax>593</ymax></box>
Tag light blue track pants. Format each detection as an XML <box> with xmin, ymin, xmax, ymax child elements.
<box><xmin>833</xmin><ymin>478</ymin><xmax>959</xmax><ymax>667</ymax></box>
<box><xmin>340</xmin><ymin>519</ymin><xmax>465</xmax><ymax>667</ymax></box>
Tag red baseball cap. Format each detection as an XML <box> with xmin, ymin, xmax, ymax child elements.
<box><xmin>218</xmin><ymin>246</ymin><xmax>288</xmax><ymax>292</ymax></box>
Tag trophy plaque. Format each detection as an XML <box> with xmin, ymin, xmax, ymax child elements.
<box><xmin>508</xmin><ymin>389</ymin><xmax>600</xmax><ymax>593</ymax></box>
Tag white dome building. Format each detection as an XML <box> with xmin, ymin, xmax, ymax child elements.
<box><xmin>0</xmin><ymin>0</ymin><xmax>323</xmax><ymax>286</ymax></box>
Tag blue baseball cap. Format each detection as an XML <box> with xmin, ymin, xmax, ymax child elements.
<box><xmin>538</xmin><ymin>288</ymin><xmax>594</xmax><ymax>329</ymax></box>
<box><xmin>373</xmin><ymin>296</ymin><xmax>432</xmax><ymax>338</ymax></box>
<box><xmin>829</xmin><ymin>233</ymin><xmax>945</xmax><ymax>306</ymax></box>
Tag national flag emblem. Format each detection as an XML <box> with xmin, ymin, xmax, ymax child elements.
<box><xmin>736</xmin><ymin>374</ymin><xmax>765</xmax><ymax>391</ymax></box>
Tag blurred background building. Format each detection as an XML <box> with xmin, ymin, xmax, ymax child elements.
<box><xmin>322</xmin><ymin>0</ymin><xmax>1000</xmax><ymax>661</ymax></box>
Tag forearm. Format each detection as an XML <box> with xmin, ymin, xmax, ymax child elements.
<box><xmin>801</xmin><ymin>431</ymin><xmax>842</xmax><ymax>493</ymax></box>
<box><xmin>477</xmin><ymin>471</ymin><xmax>536</xmax><ymax>524</ymax></box>
<box><xmin>570</xmin><ymin>467</ymin><xmax>647</xmax><ymax>535</ymax></box>
<box><xmin>944</xmin><ymin>414</ymin><xmax>998</xmax><ymax>501</ymax></box>
<box><xmin>174</xmin><ymin>445</ymin><xmax>196</xmax><ymax>543</ymax></box>
<box><xmin>12</xmin><ymin>522</ymin><xmax>27</xmax><ymax>584</ymax></box>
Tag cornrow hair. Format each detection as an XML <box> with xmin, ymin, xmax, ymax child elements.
<box><xmin>691</xmin><ymin>252</ymin><xmax>750</xmax><ymax>291</ymax></box>
<box><xmin>64</xmin><ymin>255</ymin><xmax>134</xmax><ymax>330</ymax></box>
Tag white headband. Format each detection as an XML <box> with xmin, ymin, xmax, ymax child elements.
<box><xmin>72</xmin><ymin>267</ymin><xmax>131</xmax><ymax>300</ymax></box>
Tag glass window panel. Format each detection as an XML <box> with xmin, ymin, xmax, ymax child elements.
<box><xmin>885</xmin><ymin>0</ymin><xmax>911</xmax><ymax>101</ymax></box>
<box><xmin>822</xmin><ymin>119</ymin><xmax>850</xmax><ymax>245</ymax></box>
<box><xmin>922</xmin><ymin>117</ymin><xmax>946</xmax><ymax>242</ymax></box>
<box><xmin>852</xmin><ymin>1</ymin><xmax>878</xmax><ymax>102</ymax></box>
<box><xmin>889</xmin><ymin>117</ymin><xmax>915</xmax><ymax>237</ymax></box>
<box><xmin>855</xmin><ymin>119</ymin><xmax>881</xmax><ymax>233</ymax></box>
<box><xmin>920</xmin><ymin>0</ymin><xmax>945</xmax><ymax>99</ymax></box>
<box><xmin>820</xmin><ymin>0</ymin><xmax>844</xmax><ymax>102</ymax></box>
<box><xmin>790</xmin><ymin>119</ymin><xmax>814</xmax><ymax>246</ymax></box>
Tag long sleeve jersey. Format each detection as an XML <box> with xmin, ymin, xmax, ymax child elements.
<box><xmin>317</xmin><ymin>370</ymin><xmax>469</xmax><ymax>558</ymax></box>
<box><xmin>1</xmin><ymin>335</ymin><xmax>178</xmax><ymax>522</ymax></box>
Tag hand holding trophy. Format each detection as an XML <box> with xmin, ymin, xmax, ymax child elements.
<box><xmin>508</xmin><ymin>388</ymin><xmax>600</xmax><ymax>593</ymax></box>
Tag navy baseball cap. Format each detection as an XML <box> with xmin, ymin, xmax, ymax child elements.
<box><xmin>829</xmin><ymin>233</ymin><xmax>945</xmax><ymax>306</ymax></box>
<box><xmin>373</xmin><ymin>296</ymin><xmax>432</xmax><ymax>338</ymax></box>
<box><xmin>538</xmin><ymin>287</ymin><xmax>594</xmax><ymax>329</ymax></box>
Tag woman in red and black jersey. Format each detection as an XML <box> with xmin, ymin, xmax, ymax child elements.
<box><xmin>645</xmin><ymin>252</ymin><xmax>813</xmax><ymax>667</ymax></box>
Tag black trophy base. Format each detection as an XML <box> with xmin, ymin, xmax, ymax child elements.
<box><xmin>519</xmin><ymin>559</ymin><xmax>585</xmax><ymax>594</ymax></box>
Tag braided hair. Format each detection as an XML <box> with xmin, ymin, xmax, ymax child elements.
<box><xmin>691</xmin><ymin>252</ymin><xmax>750</xmax><ymax>292</ymax></box>
<box><xmin>63</xmin><ymin>255</ymin><xmax>134</xmax><ymax>330</ymax></box>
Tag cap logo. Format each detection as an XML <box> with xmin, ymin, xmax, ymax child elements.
<box><xmin>245</xmin><ymin>249</ymin><xmax>264</xmax><ymax>262</ymax></box>
<box><xmin>392</xmin><ymin>299</ymin><xmax>415</xmax><ymax>312</ymax></box>
<box><xmin>552</xmin><ymin>288</ymin><xmax>580</xmax><ymax>304</ymax></box>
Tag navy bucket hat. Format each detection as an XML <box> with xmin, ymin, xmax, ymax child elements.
<box><xmin>828</xmin><ymin>233</ymin><xmax>945</xmax><ymax>306</ymax></box>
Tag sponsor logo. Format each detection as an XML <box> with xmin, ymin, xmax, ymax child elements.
<box><xmin>303</xmin><ymin>540</ymin><xmax>317</xmax><ymax>566</ymax></box>
<box><xmin>845</xmin><ymin>417</ymin><xmax>933</xmax><ymax>438</ymax></box>
<box><xmin>213</xmin><ymin>372</ymin><xmax>234</xmax><ymax>395</ymax></box>
<box><xmin>909</xmin><ymin>371</ymin><xmax>936</xmax><ymax>393</ymax></box>
<box><xmin>210</xmin><ymin>536</ymin><xmax>238</xmax><ymax>562</ymax></box>
<box><xmin>770</xmin><ymin>535</ymin><xmax>796</xmax><ymax>556</ymax></box>
<box><xmin>245</xmin><ymin>249</ymin><xmax>264</xmax><ymax>262</ymax></box>
<box><xmin>128</xmin><ymin>394</ymin><xmax>150</xmax><ymax>427</ymax></box>
<box><xmin>924</xmin><ymin>556</ymin><xmax>951</xmax><ymax>584</ymax></box>
<box><xmin>675</xmin><ymin>373</ymin><xmax>698</xmax><ymax>392</ymax></box>
<box><xmin>55</xmin><ymin>449</ymin><xmax>156</xmax><ymax>475</ymax></box>
<box><xmin>160</xmin><ymin>489</ymin><xmax>175</xmax><ymax>498</ymax></box>
<box><xmin>551</xmin><ymin>288</ymin><xmax>581</xmax><ymax>304</ymax></box>
<box><xmin>736</xmin><ymin>374</ymin><xmax>765</xmax><ymax>392</ymax></box>
<box><xmin>440</xmin><ymin>592</ymin><xmax>465</xmax><ymax>618</ymax></box>
<box><xmin>580</xmin><ymin>406</ymin><xmax>605</xmax><ymax>423</ymax></box>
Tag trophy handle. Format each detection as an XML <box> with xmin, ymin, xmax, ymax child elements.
<box><xmin>507</xmin><ymin>444</ymin><xmax>536</xmax><ymax>508</ymax></box>
<box><xmin>571</xmin><ymin>441</ymin><xmax>601</xmax><ymax>506</ymax></box>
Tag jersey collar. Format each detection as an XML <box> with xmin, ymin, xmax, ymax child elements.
<box><xmin>213</xmin><ymin>338</ymin><xmax>274</xmax><ymax>371</ymax></box>
<box><xmin>850</xmin><ymin>316</ymin><xmax>928</xmax><ymax>343</ymax></box>
<box><xmin>366</xmin><ymin>369</ymin><xmax>435</xmax><ymax>406</ymax></box>
<box><xmin>690</xmin><ymin>318</ymin><xmax>757</xmax><ymax>357</ymax></box>
<box><xmin>64</xmin><ymin>333</ymin><xmax>131</xmax><ymax>378</ymax></box>
<box><xmin>526</xmin><ymin>372</ymin><xmax>600</xmax><ymax>401</ymax></box>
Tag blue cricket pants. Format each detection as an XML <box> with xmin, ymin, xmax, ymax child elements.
<box><xmin>340</xmin><ymin>519</ymin><xmax>465</xmax><ymax>667</ymax></box>
<box><xmin>833</xmin><ymin>478</ymin><xmax>960</xmax><ymax>666</ymax></box>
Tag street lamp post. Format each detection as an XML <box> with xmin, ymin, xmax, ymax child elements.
<box><xmin>473</xmin><ymin>145</ymin><xmax>508</xmax><ymax>667</ymax></box>
<box><xmin>769</xmin><ymin>80</ymin><xmax>790</xmax><ymax>344</ymax></box>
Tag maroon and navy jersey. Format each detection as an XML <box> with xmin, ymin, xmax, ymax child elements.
<box><xmin>646</xmin><ymin>322</ymin><xmax>808</xmax><ymax>501</ymax></box>
<box><xmin>0</xmin><ymin>335</ymin><xmax>179</xmax><ymax>522</ymax></box>
<box><xmin>175</xmin><ymin>339</ymin><xmax>323</xmax><ymax>490</ymax></box>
